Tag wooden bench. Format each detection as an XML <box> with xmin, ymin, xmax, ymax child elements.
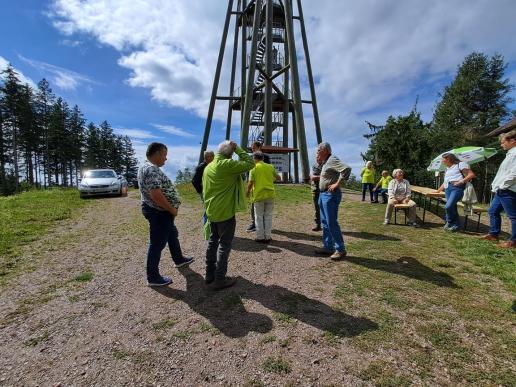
<box><xmin>394</xmin><ymin>203</ymin><xmax>412</xmax><ymax>225</ymax></box>
<box><xmin>441</xmin><ymin>198</ymin><xmax>487</xmax><ymax>232</ymax></box>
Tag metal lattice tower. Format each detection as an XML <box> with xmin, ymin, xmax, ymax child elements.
<box><xmin>198</xmin><ymin>0</ymin><xmax>322</xmax><ymax>182</ymax></box>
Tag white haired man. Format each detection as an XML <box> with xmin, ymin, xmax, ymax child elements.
<box><xmin>314</xmin><ymin>142</ymin><xmax>351</xmax><ymax>260</ymax></box>
<box><xmin>202</xmin><ymin>140</ymin><xmax>254</xmax><ymax>290</ymax></box>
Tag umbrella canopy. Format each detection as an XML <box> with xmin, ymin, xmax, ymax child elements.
<box><xmin>427</xmin><ymin>146</ymin><xmax>498</xmax><ymax>172</ymax></box>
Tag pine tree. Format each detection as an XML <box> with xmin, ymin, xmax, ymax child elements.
<box><xmin>34</xmin><ymin>79</ymin><xmax>55</xmax><ymax>187</ymax></box>
<box><xmin>121</xmin><ymin>135</ymin><xmax>139</xmax><ymax>184</ymax></box>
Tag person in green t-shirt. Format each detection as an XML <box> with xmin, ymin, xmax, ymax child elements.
<box><xmin>373</xmin><ymin>170</ymin><xmax>392</xmax><ymax>203</ymax></box>
<box><xmin>246</xmin><ymin>152</ymin><xmax>279</xmax><ymax>243</ymax></box>
<box><xmin>360</xmin><ymin>161</ymin><xmax>375</xmax><ymax>202</ymax></box>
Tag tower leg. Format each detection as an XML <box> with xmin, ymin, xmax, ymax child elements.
<box><xmin>225</xmin><ymin>0</ymin><xmax>242</xmax><ymax>140</ymax></box>
<box><xmin>199</xmin><ymin>0</ymin><xmax>235</xmax><ymax>163</ymax></box>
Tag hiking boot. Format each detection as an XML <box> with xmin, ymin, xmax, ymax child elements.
<box><xmin>147</xmin><ymin>276</ymin><xmax>173</xmax><ymax>287</ymax></box>
<box><xmin>255</xmin><ymin>239</ymin><xmax>267</xmax><ymax>243</ymax></box>
<box><xmin>212</xmin><ymin>277</ymin><xmax>237</xmax><ymax>290</ymax></box>
<box><xmin>205</xmin><ymin>274</ymin><xmax>215</xmax><ymax>285</ymax></box>
<box><xmin>479</xmin><ymin>234</ymin><xmax>498</xmax><ymax>241</ymax></box>
<box><xmin>330</xmin><ymin>250</ymin><xmax>347</xmax><ymax>260</ymax></box>
<box><xmin>314</xmin><ymin>248</ymin><xmax>333</xmax><ymax>256</ymax></box>
<box><xmin>312</xmin><ymin>225</ymin><xmax>322</xmax><ymax>231</ymax></box>
<box><xmin>246</xmin><ymin>224</ymin><xmax>256</xmax><ymax>232</ymax></box>
<box><xmin>174</xmin><ymin>256</ymin><xmax>195</xmax><ymax>268</ymax></box>
<box><xmin>497</xmin><ymin>240</ymin><xmax>515</xmax><ymax>249</ymax></box>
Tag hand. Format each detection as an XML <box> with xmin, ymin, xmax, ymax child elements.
<box><xmin>453</xmin><ymin>180</ymin><xmax>465</xmax><ymax>187</ymax></box>
<box><xmin>328</xmin><ymin>183</ymin><xmax>339</xmax><ymax>192</ymax></box>
<box><xmin>403</xmin><ymin>198</ymin><xmax>410</xmax><ymax>204</ymax></box>
<box><xmin>169</xmin><ymin>207</ymin><xmax>178</xmax><ymax>217</ymax></box>
<box><xmin>229</xmin><ymin>141</ymin><xmax>237</xmax><ymax>151</ymax></box>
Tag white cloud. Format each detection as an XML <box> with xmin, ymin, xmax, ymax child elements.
<box><xmin>152</xmin><ymin>123</ymin><xmax>195</xmax><ymax>138</ymax></box>
<box><xmin>0</xmin><ymin>56</ymin><xmax>36</xmax><ymax>88</ymax></box>
<box><xmin>49</xmin><ymin>0</ymin><xmax>516</xmax><ymax>173</ymax></box>
<box><xmin>18</xmin><ymin>54</ymin><xmax>98</xmax><ymax>91</ymax></box>
<box><xmin>114</xmin><ymin>127</ymin><xmax>160</xmax><ymax>139</ymax></box>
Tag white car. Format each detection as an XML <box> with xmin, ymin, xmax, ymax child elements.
<box><xmin>79</xmin><ymin>169</ymin><xmax>124</xmax><ymax>198</ymax></box>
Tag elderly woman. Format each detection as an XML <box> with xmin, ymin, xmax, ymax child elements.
<box><xmin>384</xmin><ymin>169</ymin><xmax>418</xmax><ymax>227</ymax></box>
<box><xmin>435</xmin><ymin>153</ymin><xmax>475</xmax><ymax>232</ymax></box>
<box><xmin>360</xmin><ymin>161</ymin><xmax>375</xmax><ymax>202</ymax></box>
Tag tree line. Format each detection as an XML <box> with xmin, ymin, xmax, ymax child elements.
<box><xmin>0</xmin><ymin>65</ymin><xmax>139</xmax><ymax>196</ymax></box>
<box><xmin>363</xmin><ymin>52</ymin><xmax>515</xmax><ymax>202</ymax></box>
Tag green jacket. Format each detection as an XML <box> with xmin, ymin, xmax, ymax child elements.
<box><xmin>202</xmin><ymin>146</ymin><xmax>254</xmax><ymax>222</ymax></box>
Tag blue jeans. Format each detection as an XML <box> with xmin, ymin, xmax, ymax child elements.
<box><xmin>374</xmin><ymin>188</ymin><xmax>388</xmax><ymax>203</ymax></box>
<box><xmin>319</xmin><ymin>190</ymin><xmax>345</xmax><ymax>252</ymax></box>
<box><xmin>362</xmin><ymin>183</ymin><xmax>374</xmax><ymax>202</ymax></box>
<box><xmin>142</xmin><ymin>203</ymin><xmax>184</xmax><ymax>282</ymax></box>
<box><xmin>444</xmin><ymin>184</ymin><xmax>465</xmax><ymax>228</ymax></box>
<box><xmin>488</xmin><ymin>189</ymin><xmax>516</xmax><ymax>241</ymax></box>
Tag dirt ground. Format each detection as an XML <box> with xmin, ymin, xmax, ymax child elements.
<box><xmin>0</xmin><ymin>190</ymin><xmax>513</xmax><ymax>386</ymax></box>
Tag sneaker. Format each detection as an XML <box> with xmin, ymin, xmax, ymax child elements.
<box><xmin>383</xmin><ymin>220</ymin><xmax>390</xmax><ymax>225</ymax></box>
<box><xmin>447</xmin><ymin>225</ymin><xmax>459</xmax><ymax>232</ymax></box>
<box><xmin>174</xmin><ymin>256</ymin><xmax>195</xmax><ymax>268</ymax></box>
<box><xmin>408</xmin><ymin>222</ymin><xmax>419</xmax><ymax>228</ymax></box>
<box><xmin>255</xmin><ymin>239</ymin><xmax>267</xmax><ymax>243</ymax></box>
<box><xmin>212</xmin><ymin>276</ymin><xmax>237</xmax><ymax>290</ymax></box>
<box><xmin>246</xmin><ymin>224</ymin><xmax>256</xmax><ymax>232</ymax></box>
<box><xmin>443</xmin><ymin>223</ymin><xmax>450</xmax><ymax>230</ymax></box>
<box><xmin>312</xmin><ymin>225</ymin><xmax>322</xmax><ymax>231</ymax></box>
<box><xmin>147</xmin><ymin>276</ymin><xmax>173</xmax><ymax>287</ymax></box>
<box><xmin>330</xmin><ymin>250</ymin><xmax>347</xmax><ymax>260</ymax></box>
<box><xmin>314</xmin><ymin>248</ymin><xmax>333</xmax><ymax>256</ymax></box>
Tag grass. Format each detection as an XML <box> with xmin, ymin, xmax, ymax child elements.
<box><xmin>152</xmin><ymin>318</ymin><xmax>178</xmax><ymax>331</ymax></box>
<box><xmin>73</xmin><ymin>272</ymin><xmax>94</xmax><ymax>282</ymax></box>
<box><xmin>262</xmin><ymin>356</ymin><xmax>292</xmax><ymax>374</ymax></box>
<box><xmin>0</xmin><ymin>188</ymin><xmax>88</xmax><ymax>284</ymax></box>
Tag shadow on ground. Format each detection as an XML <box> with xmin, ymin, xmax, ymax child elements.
<box><xmin>345</xmin><ymin>255</ymin><xmax>459</xmax><ymax>288</ymax></box>
<box><xmin>153</xmin><ymin>267</ymin><xmax>378</xmax><ymax>338</ymax></box>
<box><xmin>232</xmin><ymin>236</ymin><xmax>319</xmax><ymax>257</ymax></box>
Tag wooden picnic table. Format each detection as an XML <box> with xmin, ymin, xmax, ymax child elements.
<box><xmin>410</xmin><ymin>185</ymin><xmax>485</xmax><ymax>231</ymax></box>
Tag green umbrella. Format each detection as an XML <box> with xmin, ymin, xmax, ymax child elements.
<box><xmin>427</xmin><ymin>146</ymin><xmax>498</xmax><ymax>172</ymax></box>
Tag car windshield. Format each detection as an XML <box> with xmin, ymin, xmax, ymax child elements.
<box><xmin>84</xmin><ymin>170</ymin><xmax>116</xmax><ymax>178</ymax></box>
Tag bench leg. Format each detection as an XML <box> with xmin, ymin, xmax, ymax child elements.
<box><xmin>394</xmin><ymin>208</ymin><xmax>397</xmax><ymax>224</ymax></box>
<box><xmin>404</xmin><ymin>209</ymin><xmax>408</xmax><ymax>224</ymax></box>
<box><xmin>476</xmin><ymin>213</ymin><xmax>481</xmax><ymax>232</ymax></box>
<box><xmin>464</xmin><ymin>215</ymin><xmax>468</xmax><ymax>231</ymax></box>
<box><xmin>423</xmin><ymin>197</ymin><xmax>427</xmax><ymax>223</ymax></box>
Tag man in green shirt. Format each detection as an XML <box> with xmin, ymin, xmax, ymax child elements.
<box><xmin>247</xmin><ymin>152</ymin><xmax>279</xmax><ymax>243</ymax></box>
<box><xmin>202</xmin><ymin>140</ymin><xmax>254</xmax><ymax>290</ymax></box>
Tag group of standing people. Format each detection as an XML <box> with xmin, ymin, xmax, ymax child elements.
<box><xmin>136</xmin><ymin>130</ymin><xmax>515</xmax><ymax>290</ymax></box>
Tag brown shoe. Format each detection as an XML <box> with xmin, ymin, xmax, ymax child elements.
<box><xmin>497</xmin><ymin>240</ymin><xmax>516</xmax><ymax>249</ymax></box>
<box><xmin>312</xmin><ymin>225</ymin><xmax>322</xmax><ymax>231</ymax></box>
<box><xmin>330</xmin><ymin>250</ymin><xmax>347</xmax><ymax>260</ymax></box>
<box><xmin>479</xmin><ymin>234</ymin><xmax>498</xmax><ymax>241</ymax></box>
<box><xmin>314</xmin><ymin>248</ymin><xmax>333</xmax><ymax>256</ymax></box>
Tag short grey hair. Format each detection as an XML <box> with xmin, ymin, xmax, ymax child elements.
<box><xmin>366</xmin><ymin>160</ymin><xmax>373</xmax><ymax>167</ymax></box>
<box><xmin>218</xmin><ymin>140</ymin><xmax>233</xmax><ymax>158</ymax></box>
<box><xmin>253</xmin><ymin>152</ymin><xmax>265</xmax><ymax>161</ymax></box>
<box><xmin>392</xmin><ymin>168</ymin><xmax>404</xmax><ymax>177</ymax></box>
<box><xmin>203</xmin><ymin>150</ymin><xmax>214</xmax><ymax>161</ymax></box>
<box><xmin>317</xmin><ymin>142</ymin><xmax>332</xmax><ymax>153</ymax></box>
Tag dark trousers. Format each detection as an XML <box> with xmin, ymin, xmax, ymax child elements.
<box><xmin>250</xmin><ymin>203</ymin><xmax>255</xmax><ymax>226</ymax></box>
<box><xmin>362</xmin><ymin>183</ymin><xmax>374</xmax><ymax>201</ymax></box>
<box><xmin>374</xmin><ymin>188</ymin><xmax>388</xmax><ymax>203</ymax></box>
<box><xmin>142</xmin><ymin>203</ymin><xmax>183</xmax><ymax>282</ymax></box>
<box><xmin>206</xmin><ymin>216</ymin><xmax>236</xmax><ymax>280</ymax></box>
<box><xmin>488</xmin><ymin>189</ymin><xmax>516</xmax><ymax>241</ymax></box>
<box><xmin>312</xmin><ymin>189</ymin><xmax>321</xmax><ymax>226</ymax></box>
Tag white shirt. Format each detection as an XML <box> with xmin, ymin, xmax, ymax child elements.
<box><xmin>444</xmin><ymin>162</ymin><xmax>470</xmax><ymax>188</ymax></box>
<box><xmin>491</xmin><ymin>147</ymin><xmax>516</xmax><ymax>193</ymax></box>
<box><xmin>388</xmin><ymin>179</ymin><xmax>411</xmax><ymax>200</ymax></box>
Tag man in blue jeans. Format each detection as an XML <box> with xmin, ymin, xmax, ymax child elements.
<box><xmin>138</xmin><ymin>142</ymin><xmax>194</xmax><ymax>286</ymax></box>
<box><xmin>480</xmin><ymin>130</ymin><xmax>516</xmax><ymax>248</ymax></box>
<box><xmin>313</xmin><ymin>142</ymin><xmax>351</xmax><ymax>260</ymax></box>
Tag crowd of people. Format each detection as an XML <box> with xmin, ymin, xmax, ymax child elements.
<box><xmin>136</xmin><ymin>129</ymin><xmax>515</xmax><ymax>289</ymax></box>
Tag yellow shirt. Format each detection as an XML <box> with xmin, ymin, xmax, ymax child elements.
<box><xmin>361</xmin><ymin>167</ymin><xmax>375</xmax><ymax>184</ymax></box>
<box><xmin>249</xmin><ymin>162</ymin><xmax>277</xmax><ymax>202</ymax></box>
<box><xmin>377</xmin><ymin>176</ymin><xmax>392</xmax><ymax>189</ymax></box>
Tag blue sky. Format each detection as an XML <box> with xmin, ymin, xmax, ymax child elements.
<box><xmin>1</xmin><ymin>0</ymin><xmax>516</xmax><ymax>178</ymax></box>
